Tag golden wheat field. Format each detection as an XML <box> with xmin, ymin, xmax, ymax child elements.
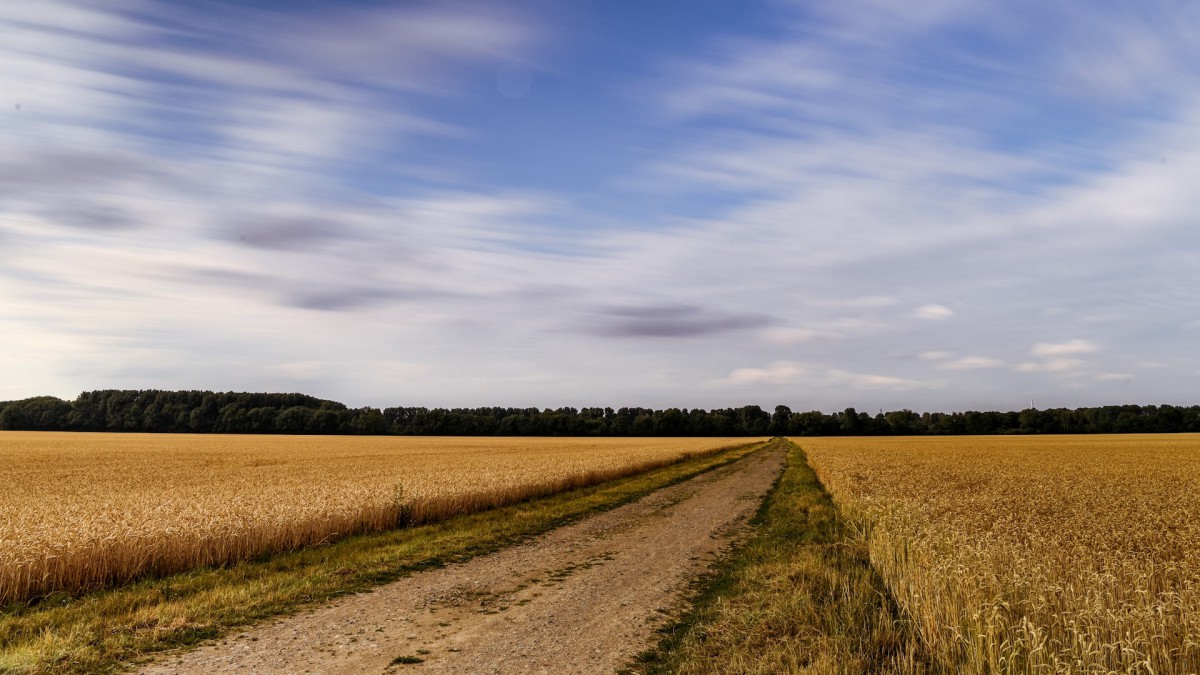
<box><xmin>0</xmin><ymin>432</ymin><xmax>747</xmax><ymax>606</ymax></box>
<box><xmin>800</xmin><ymin>434</ymin><xmax>1200</xmax><ymax>674</ymax></box>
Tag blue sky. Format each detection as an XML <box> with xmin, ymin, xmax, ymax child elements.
<box><xmin>2</xmin><ymin>0</ymin><xmax>1199</xmax><ymax>411</ymax></box>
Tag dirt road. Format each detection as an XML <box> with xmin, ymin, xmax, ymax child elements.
<box><xmin>139</xmin><ymin>443</ymin><xmax>785</xmax><ymax>674</ymax></box>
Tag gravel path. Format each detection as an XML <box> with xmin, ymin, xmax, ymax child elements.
<box><xmin>139</xmin><ymin>444</ymin><xmax>785</xmax><ymax>675</ymax></box>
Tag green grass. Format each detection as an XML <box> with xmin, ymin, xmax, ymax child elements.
<box><xmin>0</xmin><ymin>441</ymin><xmax>765</xmax><ymax>675</ymax></box>
<box><xmin>629</xmin><ymin>438</ymin><xmax>926</xmax><ymax>674</ymax></box>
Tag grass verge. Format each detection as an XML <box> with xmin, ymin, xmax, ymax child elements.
<box><xmin>628</xmin><ymin>439</ymin><xmax>926</xmax><ymax>674</ymax></box>
<box><xmin>0</xmin><ymin>441</ymin><xmax>765</xmax><ymax>675</ymax></box>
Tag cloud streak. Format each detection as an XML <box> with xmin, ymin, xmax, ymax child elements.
<box><xmin>1032</xmin><ymin>340</ymin><xmax>1100</xmax><ymax>358</ymax></box>
<box><xmin>913</xmin><ymin>304</ymin><xmax>955</xmax><ymax>321</ymax></box>
<box><xmin>939</xmin><ymin>356</ymin><xmax>1004</xmax><ymax>371</ymax></box>
<box><xmin>591</xmin><ymin>305</ymin><xmax>773</xmax><ymax>339</ymax></box>
<box><xmin>1</xmin><ymin>1</ymin><xmax>1198</xmax><ymax>411</ymax></box>
<box><xmin>726</xmin><ymin>361</ymin><xmax>939</xmax><ymax>392</ymax></box>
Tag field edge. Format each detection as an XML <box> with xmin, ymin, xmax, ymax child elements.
<box><xmin>0</xmin><ymin>439</ymin><xmax>765</xmax><ymax>675</ymax></box>
<box><xmin>626</xmin><ymin>438</ymin><xmax>926</xmax><ymax>674</ymax></box>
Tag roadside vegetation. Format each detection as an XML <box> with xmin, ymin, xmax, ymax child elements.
<box><xmin>631</xmin><ymin>438</ymin><xmax>924</xmax><ymax>674</ymax></box>
<box><xmin>0</xmin><ymin>440</ymin><xmax>764</xmax><ymax>675</ymax></box>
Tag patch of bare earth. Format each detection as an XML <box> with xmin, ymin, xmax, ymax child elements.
<box><xmin>138</xmin><ymin>445</ymin><xmax>785</xmax><ymax>675</ymax></box>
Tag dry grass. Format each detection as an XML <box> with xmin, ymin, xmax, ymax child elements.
<box><xmin>800</xmin><ymin>434</ymin><xmax>1200</xmax><ymax>674</ymax></box>
<box><xmin>0</xmin><ymin>432</ymin><xmax>745</xmax><ymax>606</ymax></box>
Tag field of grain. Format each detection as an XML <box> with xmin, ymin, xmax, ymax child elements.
<box><xmin>0</xmin><ymin>433</ymin><xmax>748</xmax><ymax>606</ymax></box>
<box><xmin>800</xmin><ymin>434</ymin><xmax>1200</xmax><ymax>674</ymax></box>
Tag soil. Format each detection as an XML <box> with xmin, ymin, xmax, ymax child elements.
<box><xmin>138</xmin><ymin>444</ymin><xmax>785</xmax><ymax>675</ymax></box>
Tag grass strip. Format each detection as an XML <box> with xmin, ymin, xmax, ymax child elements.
<box><xmin>629</xmin><ymin>438</ymin><xmax>926</xmax><ymax>675</ymax></box>
<box><xmin>0</xmin><ymin>441</ymin><xmax>765</xmax><ymax>675</ymax></box>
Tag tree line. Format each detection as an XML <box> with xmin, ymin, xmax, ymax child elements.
<box><xmin>1</xmin><ymin>390</ymin><xmax>1198</xmax><ymax>436</ymax></box>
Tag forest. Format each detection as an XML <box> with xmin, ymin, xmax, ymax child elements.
<box><xmin>2</xmin><ymin>390</ymin><xmax>1199</xmax><ymax>436</ymax></box>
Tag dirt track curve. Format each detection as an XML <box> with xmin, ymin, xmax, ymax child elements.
<box><xmin>139</xmin><ymin>443</ymin><xmax>785</xmax><ymax>675</ymax></box>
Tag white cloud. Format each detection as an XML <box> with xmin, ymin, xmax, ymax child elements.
<box><xmin>938</xmin><ymin>356</ymin><xmax>1003</xmax><ymax>371</ymax></box>
<box><xmin>1031</xmin><ymin>339</ymin><xmax>1100</xmax><ymax>357</ymax></box>
<box><xmin>725</xmin><ymin>362</ymin><xmax>937</xmax><ymax>392</ymax></box>
<box><xmin>760</xmin><ymin>327</ymin><xmax>818</xmax><ymax>345</ymax></box>
<box><xmin>1017</xmin><ymin>358</ymin><xmax>1085</xmax><ymax>373</ymax></box>
<box><xmin>919</xmin><ymin>350</ymin><xmax>954</xmax><ymax>361</ymax></box>
<box><xmin>1017</xmin><ymin>340</ymin><xmax>1105</xmax><ymax>380</ymax></box>
<box><xmin>1095</xmin><ymin>372</ymin><xmax>1133</xmax><ymax>381</ymax></box>
<box><xmin>913</xmin><ymin>304</ymin><xmax>955</xmax><ymax>320</ymax></box>
<box><xmin>824</xmin><ymin>370</ymin><xmax>938</xmax><ymax>391</ymax></box>
<box><xmin>727</xmin><ymin>361</ymin><xmax>808</xmax><ymax>385</ymax></box>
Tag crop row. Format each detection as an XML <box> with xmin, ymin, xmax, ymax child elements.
<box><xmin>0</xmin><ymin>433</ymin><xmax>744</xmax><ymax>605</ymax></box>
<box><xmin>802</xmin><ymin>434</ymin><xmax>1200</xmax><ymax>674</ymax></box>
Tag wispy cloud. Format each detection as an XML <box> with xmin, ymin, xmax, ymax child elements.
<box><xmin>2</xmin><ymin>1</ymin><xmax>1198</xmax><ymax>410</ymax></box>
<box><xmin>913</xmin><ymin>304</ymin><xmax>955</xmax><ymax>321</ymax></box>
<box><xmin>1018</xmin><ymin>359</ymin><xmax>1085</xmax><ymax>374</ymax></box>
<box><xmin>728</xmin><ymin>361</ymin><xmax>809</xmax><ymax>386</ymax></box>
<box><xmin>726</xmin><ymin>361</ymin><xmax>938</xmax><ymax>392</ymax></box>
<box><xmin>589</xmin><ymin>304</ymin><xmax>773</xmax><ymax>339</ymax></box>
<box><xmin>1032</xmin><ymin>340</ymin><xmax>1100</xmax><ymax>358</ymax></box>
<box><xmin>938</xmin><ymin>356</ymin><xmax>1004</xmax><ymax>371</ymax></box>
<box><xmin>760</xmin><ymin>327</ymin><xmax>819</xmax><ymax>346</ymax></box>
<box><xmin>920</xmin><ymin>351</ymin><xmax>954</xmax><ymax>361</ymax></box>
<box><xmin>1016</xmin><ymin>340</ymin><xmax>1102</xmax><ymax>377</ymax></box>
<box><xmin>825</xmin><ymin>369</ymin><xmax>939</xmax><ymax>391</ymax></box>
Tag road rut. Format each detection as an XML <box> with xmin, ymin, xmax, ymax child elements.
<box><xmin>140</xmin><ymin>443</ymin><xmax>786</xmax><ymax>674</ymax></box>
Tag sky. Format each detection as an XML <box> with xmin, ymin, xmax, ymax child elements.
<box><xmin>2</xmin><ymin>0</ymin><xmax>1199</xmax><ymax>412</ymax></box>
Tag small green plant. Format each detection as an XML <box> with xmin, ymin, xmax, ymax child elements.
<box><xmin>392</xmin><ymin>484</ymin><xmax>413</xmax><ymax>526</ymax></box>
<box><xmin>390</xmin><ymin>654</ymin><xmax>424</xmax><ymax>665</ymax></box>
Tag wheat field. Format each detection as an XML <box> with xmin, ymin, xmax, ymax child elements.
<box><xmin>0</xmin><ymin>432</ymin><xmax>747</xmax><ymax>606</ymax></box>
<box><xmin>800</xmin><ymin>434</ymin><xmax>1200</xmax><ymax>674</ymax></box>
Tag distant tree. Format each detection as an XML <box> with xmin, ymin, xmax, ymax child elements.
<box><xmin>5</xmin><ymin>388</ymin><xmax>1200</xmax><ymax>437</ymax></box>
<box><xmin>840</xmin><ymin>407</ymin><xmax>860</xmax><ymax>435</ymax></box>
<box><xmin>275</xmin><ymin>406</ymin><xmax>315</xmax><ymax>434</ymax></box>
<box><xmin>884</xmin><ymin>409</ymin><xmax>921</xmax><ymax>435</ymax></box>
<box><xmin>0</xmin><ymin>396</ymin><xmax>71</xmax><ymax>431</ymax></box>
<box><xmin>770</xmin><ymin>405</ymin><xmax>792</xmax><ymax>435</ymax></box>
<box><xmin>350</xmin><ymin>407</ymin><xmax>388</xmax><ymax>435</ymax></box>
<box><xmin>737</xmin><ymin>405</ymin><xmax>771</xmax><ymax>435</ymax></box>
